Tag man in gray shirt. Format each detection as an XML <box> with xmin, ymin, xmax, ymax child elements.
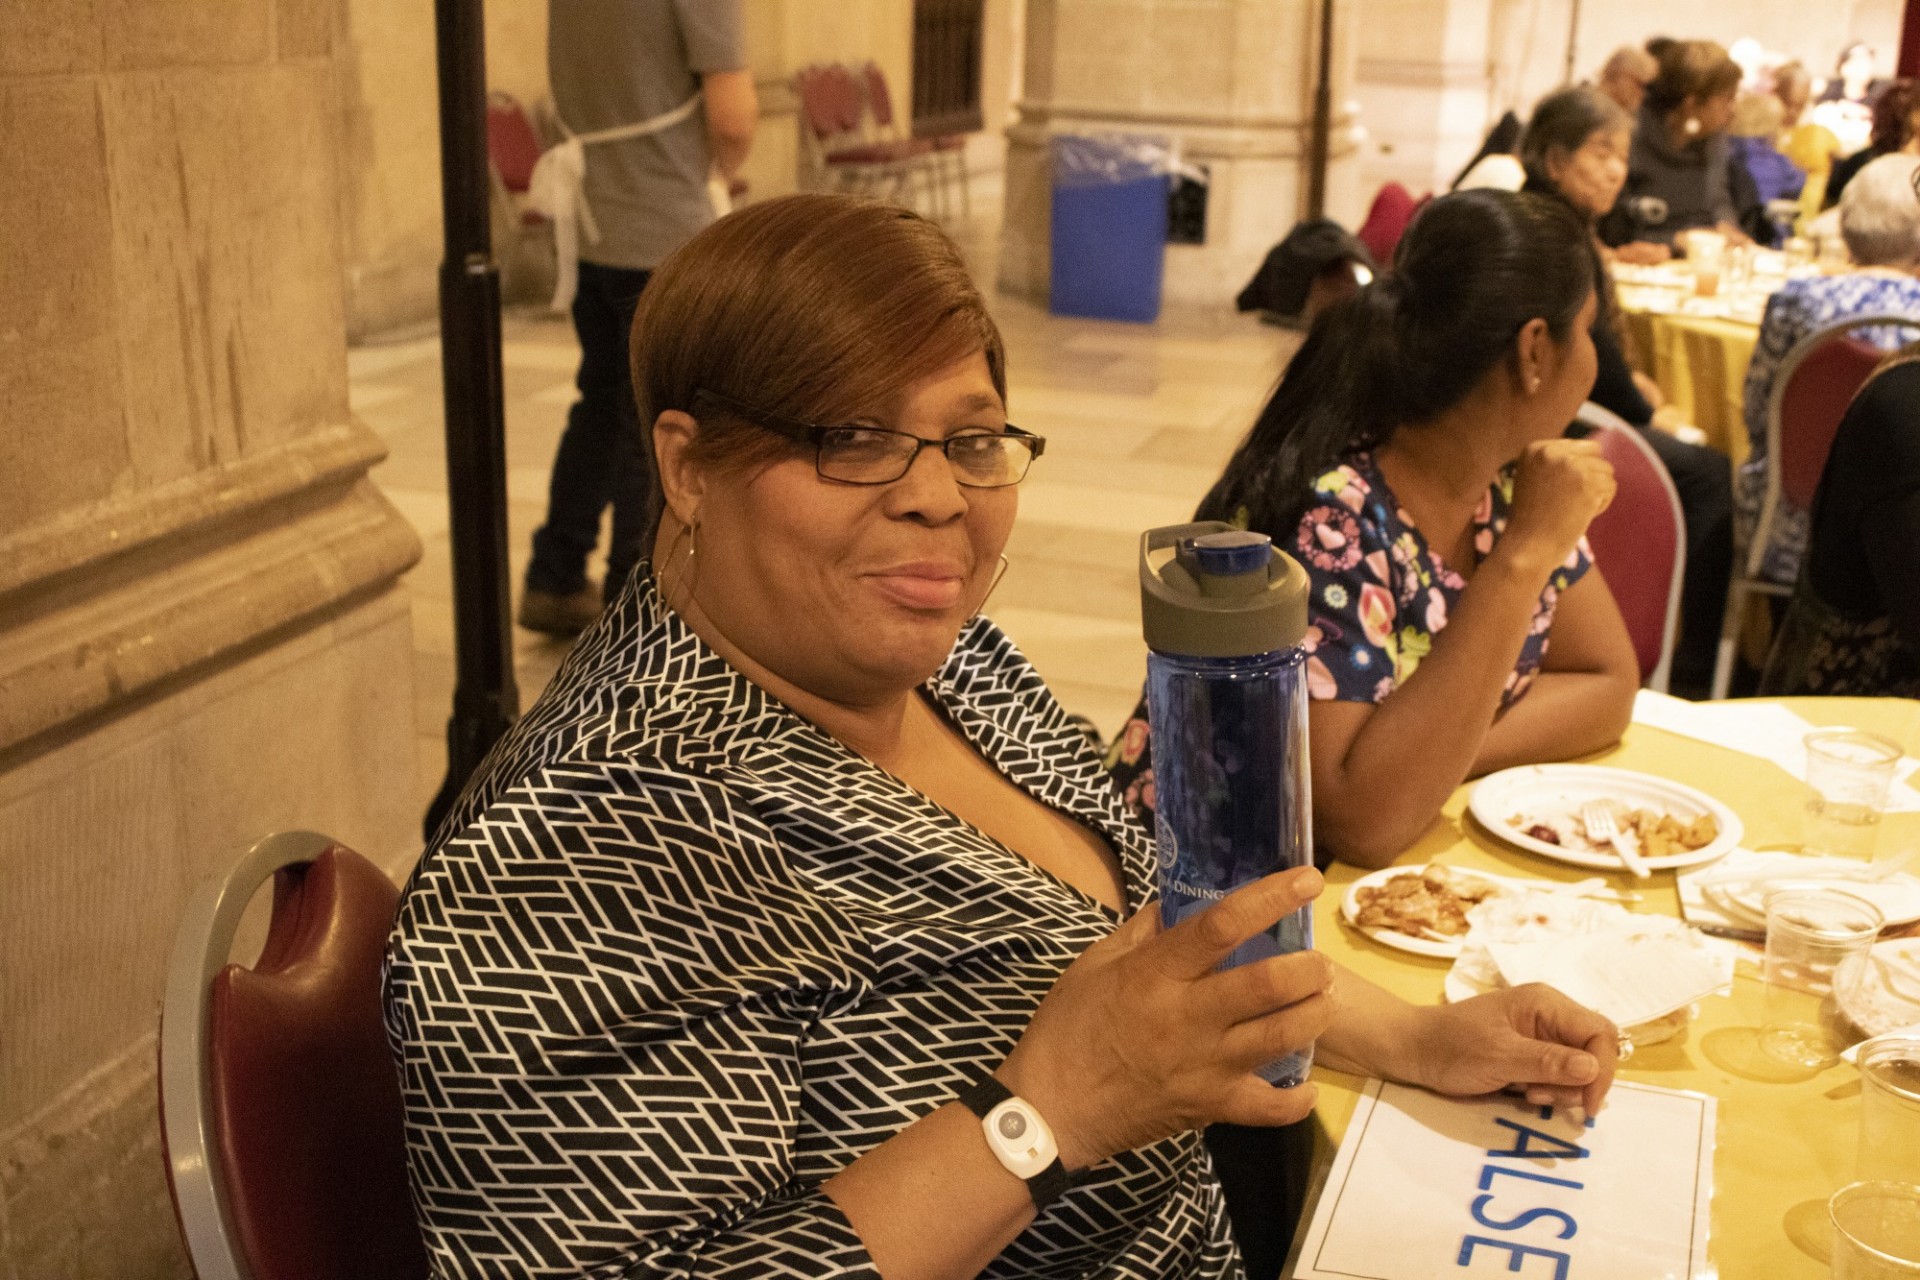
<box><xmin>521</xmin><ymin>0</ymin><xmax>757</xmax><ymax>635</ymax></box>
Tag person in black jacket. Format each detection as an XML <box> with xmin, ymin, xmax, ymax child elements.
<box><xmin>1826</xmin><ymin>79</ymin><xmax>1920</xmax><ymax>209</ymax></box>
<box><xmin>1761</xmin><ymin>350</ymin><xmax>1920</xmax><ymax>697</ymax></box>
<box><xmin>1602</xmin><ymin>40</ymin><xmax>1756</xmax><ymax>251</ymax></box>
<box><xmin>1522</xmin><ymin>86</ymin><xmax>1734</xmax><ymax>697</ymax></box>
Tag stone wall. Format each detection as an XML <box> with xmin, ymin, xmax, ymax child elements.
<box><xmin>0</xmin><ymin>0</ymin><xmax>421</xmax><ymax>1273</ymax></box>
<box><xmin>337</xmin><ymin>0</ymin><xmax>554</xmax><ymax>338</ymax></box>
<box><xmin>1001</xmin><ymin>0</ymin><xmax>1363</xmax><ymax>313</ymax></box>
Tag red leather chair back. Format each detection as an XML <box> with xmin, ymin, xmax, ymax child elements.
<box><xmin>1584</xmin><ymin>419</ymin><xmax>1683</xmax><ymax>686</ymax></box>
<box><xmin>1356</xmin><ymin>182</ymin><xmax>1420</xmax><ymax>266</ymax></box>
<box><xmin>1776</xmin><ymin>333</ymin><xmax>1883</xmax><ymax>511</ymax></box>
<box><xmin>209</xmin><ymin>846</ymin><xmax>427</xmax><ymax>1280</ymax></box>
<box><xmin>861</xmin><ymin>61</ymin><xmax>897</xmax><ymax>129</ymax></box>
<box><xmin>486</xmin><ymin>91</ymin><xmax>544</xmax><ymax>194</ymax></box>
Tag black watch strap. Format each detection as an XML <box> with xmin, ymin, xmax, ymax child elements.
<box><xmin>958</xmin><ymin>1075</ymin><xmax>1073</xmax><ymax>1210</ymax></box>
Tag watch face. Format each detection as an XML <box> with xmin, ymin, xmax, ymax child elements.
<box><xmin>998</xmin><ymin>1111</ymin><xmax>1029</xmax><ymax>1140</ymax></box>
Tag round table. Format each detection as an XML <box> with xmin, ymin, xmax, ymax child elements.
<box><xmin>1307</xmin><ymin>697</ymin><xmax>1920</xmax><ymax>1278</ymax></box>
<box><xmin>1617</xmin><ymin>307</ymin><xmax>1760</xmax><ymax>466</ymax></box>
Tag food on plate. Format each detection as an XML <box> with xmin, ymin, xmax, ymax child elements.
<box><xmin>1352</xmin><ymin>865</ymin><xmax>1505</xmax><ymax>940</ymax></box>
<box><xmin>1507</xmin><ymin>803</ymin><xmax>1718</xmax><ymax>857</ymax></box>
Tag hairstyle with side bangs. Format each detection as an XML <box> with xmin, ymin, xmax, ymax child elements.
<box><xmin>1646</xmin><ymin>41</ymin><xmax>1741</xmax><ymax>115</ymax></box>
<box><xmin>629</xmin><ymin>194</ymin><xmax>1007</xmax><ymax>541</ymax></box>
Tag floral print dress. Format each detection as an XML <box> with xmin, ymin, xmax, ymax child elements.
<box><xmin>1107</xmin><ymin>451</ymin><xmax>1591</xmax><ymax>828</ymax></box>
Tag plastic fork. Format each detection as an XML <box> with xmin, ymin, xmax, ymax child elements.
<box><xmin>1581</xmin><ymin>800</ymin><xmax>1652</xmax><ymax>879</ymax></box>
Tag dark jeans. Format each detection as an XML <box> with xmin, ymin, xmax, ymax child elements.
<box><xmin>1205</xmin><ymin>1120</ymin><xmax>1313</xmax><ymax>1280</ymax></box>
<box><xmin>526</xmin><ymin>261</ymin><xmax>652</xmax><ymax>600</ymax></box>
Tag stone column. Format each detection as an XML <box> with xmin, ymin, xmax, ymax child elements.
<box><xmin>1000</xmin><ymin>0</ymin><xmax>1361</xmax><ymax>313</ymax></box>
<box><xmin>1351</xmin><ymin>0</ymin><xmax>1500</xmax><ymax>199</ymax></box>
<box><xmin>0</xmin><ymin>0</ymin><xmax>421</xmax><ymax>1274</ymax></box>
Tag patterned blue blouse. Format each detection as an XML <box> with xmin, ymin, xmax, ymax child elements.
<box><xmin>1737</xmin><ymin>273</ymin><xmax>1920</xmax><ymax>584</ymax></box>
<box><xmin>1108</xmin><ymin>452</ymin><xmax>1590</xmax><ymax>827</ymax></box>
<box><xmin>1287</xmin><ymin>451</ymin><xmax>1590</xmax><ymax>707</ymax></box>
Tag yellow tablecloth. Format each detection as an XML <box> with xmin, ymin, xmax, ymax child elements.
<box><xmin>1619</xmin><ymin>307</ymin><xmax>1760</xmax><ymax>467</ymax></box>
<box><xmin>1308</xmin><ymin>697</ymin><xmax>1920</xmax><ymax>1279</ymax></box>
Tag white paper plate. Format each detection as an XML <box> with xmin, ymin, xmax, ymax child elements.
<box><xmin>1469</xmin><ymin>765</ymin><xmax>1742</xmax><ymax>871</ymax></box>
<box><xmin>1839</xmin><ymin>940</ymin><xmax>1920</xmax><ymax>1037</ymax></box>
<box><xmin>1716</xmin><ymin>877</ymin><xmax>1920</xmax><ymax>932</ymax></box>
<box><xmin>1340</xmin><ymin>865</ymin><xmax>1531</xmax><ymax>959</ymax></box>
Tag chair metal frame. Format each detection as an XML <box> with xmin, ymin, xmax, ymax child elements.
<box><xmin>1576</xmin><ymin>402</ymin><xmax>1686</xmax><ymax>693</ymax></box>
<box><xmin>1710</xmin><ymin>310</ymin><xmax>1919</xmax><ymax>699</ymax></box>
<box><xmin>160</xmin><ymin>830</ymin><xmax>341</xmax><ymax>1280</ymax></box>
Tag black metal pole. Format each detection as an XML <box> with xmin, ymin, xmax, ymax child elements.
<box><xmin>425</xmin><ymin>0</ymin><xmax>518</xmax><ymax>839</ymax></box>
<box><xmin>1563</xmin><ymin>0</ymin><xmax>1583</xmax><ymax>86</ymax></box>
<box><xmin>1305</xmin><ymin>0</ymin><xmax>1335</xmax><ymax>220</ymax></box>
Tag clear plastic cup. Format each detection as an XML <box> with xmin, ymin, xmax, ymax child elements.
<box><xmin>1806</xmin><ymin>730</ymin><xmax>1903</xmax><ymax>861</ymax></box>
<box><xmin>1760</xmin><ymin>888</ymin><xmax>1883</xmax><ymax>1068</ymax></box>
<box><xmin>1861</xmin><ymin>1037</ymin><xmax>1920</xmax><ymax>1183</ymax></box>
<box><xmin>1685</xmin><ymin>229</ymin><xmax>1727</xmax><ymax>296</ymax></box>
<box><xmin>1831</xmin><ymin>1181</ymin><xmax>1920</xmax><ymax>1278</ymax></box>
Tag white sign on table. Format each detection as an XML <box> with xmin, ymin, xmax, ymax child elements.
<box><xmin>1292</xmin><ymin>1080</ymin><xmax>1716</xmax><ymax>1279</ymax></box>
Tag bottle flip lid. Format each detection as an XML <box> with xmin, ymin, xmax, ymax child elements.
<box><xmin>1139</xmin><ymin>522</ymin><xmax>1310</xmax><ymax>658</ymax></box>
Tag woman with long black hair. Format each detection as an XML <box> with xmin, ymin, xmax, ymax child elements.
<box><xmin>1110</xmin><ymin>190</ymin><xmax>1640</xmax><ymax>869</ymax></box>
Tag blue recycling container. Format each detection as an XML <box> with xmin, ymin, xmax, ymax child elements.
<box><xmin>1050</xmin><ymin>134</ymin><xmax>1168</xmax><ymax>323</ymax></box>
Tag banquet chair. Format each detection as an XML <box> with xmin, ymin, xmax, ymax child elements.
<box><xmin>859</xmin><ymin>60</ymin><xmax>965</xmax><ymax>222</ymax></box>
<box><xmin>1355</xmin><ymin>182</ymin><xmax>1421</xmax><ymax>265</ymax></box>
<box><xmin>1578</xmin><ymin>404</ymin><xmax>1685</xmax><ymax>693</ymax></box>
<box><xmin>159</xmin><ymin>831</ymin><xmax>427</xmax><ymax>1280</ymax></box>
<box><xmin>1710</xmin><ymin>311</ymin><xmax>1918</xmax><ymax>699</ymax></box>
<box><xmin>794</xmin><ymin>64</ymin><xmax>938</xmax><ymax>211</ymax></box>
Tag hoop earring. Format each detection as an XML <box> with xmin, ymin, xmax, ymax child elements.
<box><xmin>656</xmin><ymin>518</ymin><xmax>700</xmax><ymax>607</ymax></box>
<box><xmin>971</xmin><ymin>553</ymin><xmax>1012</xmax><ymax>621</ymax></box>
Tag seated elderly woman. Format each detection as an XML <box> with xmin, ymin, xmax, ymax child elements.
<box><xmin>1737</xmin><ymin>153</ymin><xmax>1920</xmax><ymax>588</ymax></box>
<box><xmin>1762</xmin><ymin>347</ymin><xmax>1920</xmax><ymax>698</ymax></box>
<box><xmin>1517</xmin><ymin>84</ymin><xmax>1733</xmax><ymax>694</ymax></box>
<box><xmin>1600</xmin><ymin>40</ymin><xmax>1755</xmax><ymax>250</ymax></box>
<box><xmin>1111</xmin><ymin>191</ymin><xmax>1641</xmax><ymax>869</ymax></box>
<box><xmin>384</xmin><ymin>194</ymin><xmax>1620</xmax><ymax>1280</ymax></box>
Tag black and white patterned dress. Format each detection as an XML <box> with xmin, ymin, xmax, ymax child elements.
<box><xmin>383</xmin><ymin>572</ymin><xmax>1240</xmax><ymax>1279</ymax></box>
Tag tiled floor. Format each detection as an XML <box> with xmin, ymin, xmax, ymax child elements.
<box><xmin>350</xmin><ymin>191</ymin><xmax>1298</xmax><ymax>817</ymax></box>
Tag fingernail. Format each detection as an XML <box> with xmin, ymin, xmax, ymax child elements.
<box><xmin>1567</xmin><ymin>1105</ymin><xmax>1586</xmax><ymax>1124</ymax></box>
<box><xmin>1298</xmin><ymin>868</ymin><xmax>1324</xmax><ymax>895</ymax></box>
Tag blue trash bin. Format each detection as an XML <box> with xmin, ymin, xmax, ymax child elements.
<box><xmin>1050</xmin><ymin>134</ymin><xmax>1169</xmax><ymax>323</ymax></box>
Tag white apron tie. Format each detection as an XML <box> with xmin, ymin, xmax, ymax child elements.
<box><xmin>526</xmin><ymin>91</ymin><xmax>723</xmax><ymax>311</ymax></box>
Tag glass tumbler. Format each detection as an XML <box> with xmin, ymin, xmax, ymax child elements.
<box><xmin>1861</xmin><ymin>1036</ymin><xmax>1920</xmax><ymax>1183</ymax></box>
<box><xmin>1760</xmin><ymin>888</ymin><xmax>1883</xmax><ymax>1068</ymax></box>
<box><xmin>1831</xmin><ymin>1181</ymin><xmax>1920</xmax><ymax>1278</ymax></box>
<box><xmin>1805</xmin><ymin>730</ymin><xmax>1903</xmax><ymax>861</ymax></box>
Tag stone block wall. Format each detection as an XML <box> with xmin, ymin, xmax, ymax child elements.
<box><xmin>1001</xmin><ymin>0</ymin><xmax>1363</xmax><ymax>314</ymax></box>
<box><xmin>0</xmin><ymin>0</ymin><xmax>421</xmax><ymax>1273</ymax></box>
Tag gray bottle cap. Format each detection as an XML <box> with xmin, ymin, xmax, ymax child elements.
<box><xmin>1139</xmin><ymin>521</ymin><xmax>1310</xmax><ymax>658</ymax></box>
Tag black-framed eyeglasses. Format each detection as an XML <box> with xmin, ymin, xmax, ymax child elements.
<box><xmin>691</xmin><ymin>389</ymin><xmax>1046</xmax><ymax>488</ymax></box>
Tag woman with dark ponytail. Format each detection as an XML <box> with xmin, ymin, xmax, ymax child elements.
<box><xmin>1110</xmin><ymin>190</ymin><xmax>1639</xmax><ymax>869</ymax></box>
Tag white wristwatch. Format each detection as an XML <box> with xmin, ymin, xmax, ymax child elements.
<box><xmin>958</xmin><ymin>1075</ymin><xmax>1071</xmax><ymax>1207</ymax></box>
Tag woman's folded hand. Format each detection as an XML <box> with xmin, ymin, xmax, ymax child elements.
<box><xmin>997</xmin><ymin>866</ymin><xmax>1334</xmax><ymax>1170</ymax></box>
<box><xmin>1501</xmin><ymin>438</ymin><xmax>1617</xmax><ymax>576</ymax></box>
<box><xmin>1403</xmin><ymin>982</ymin><xmax>1621</xmax><ymax>1121</ymax></box>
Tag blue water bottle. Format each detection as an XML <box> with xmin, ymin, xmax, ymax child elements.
<box><xmin>1141</xmin><ymin>523</ymin><xmax>1316</xmax><ymax>1086</ymax></box>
